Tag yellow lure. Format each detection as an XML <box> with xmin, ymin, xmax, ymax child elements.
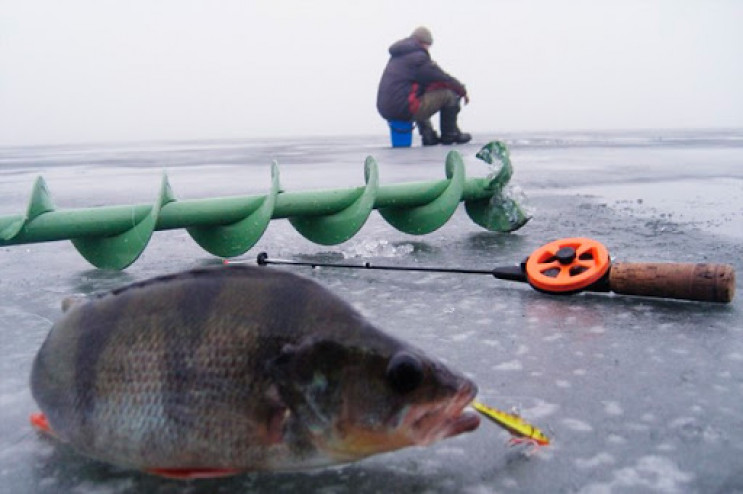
<box><xmin>472</xmin><ymin>401</ymin><xmax>550</xmax><ymax>447</ymax></box>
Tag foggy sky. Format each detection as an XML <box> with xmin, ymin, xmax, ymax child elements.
<box><xmin>1</xmin><ymin>0</ymin><xmax>742</xmax><ymax>146</ymax></box>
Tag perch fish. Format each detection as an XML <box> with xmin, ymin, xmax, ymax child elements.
<box><xmin>30</xmin><ymin>265</ymin><xmax>480</xmax><ymax>478</ymax></box>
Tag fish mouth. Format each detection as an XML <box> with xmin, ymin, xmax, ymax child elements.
<box><xmin>407</xmin><ymin>381</ymin><xmax>481</xmax><ymax>446</ymax></box>
<box><xmin>318</xmin><ymin>381</ymin><xmax>480</xmax><ymax>461</ymax></box>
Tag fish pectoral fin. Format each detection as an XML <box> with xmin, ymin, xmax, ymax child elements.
<box><xmin>30</xmin><ymin>412</ymin><xmax>55</xmax><ymax>437</ymax></box>
<box><xmin>145</xmin><ymin>467</ymin><xmax>243</xmax><ymax>480</ymax></box>
<box><xmin>267</xmin><ymin>405</ymin><xmax>290</xmax><ymax>444</ymax></box>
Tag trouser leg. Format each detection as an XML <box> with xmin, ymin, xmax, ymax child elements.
<box><xmin>439</xmin><ymin>101</ymin><xmax>472</xmax><ymax>145</ymax></box>
<box><xmin>413</xmin><ymin>89</ymin><xmax>459</xmax><ymax>121</ymax></box>
<box><xmin>413</xmin><ymin>89</ymin><xmax>457</xmax><ymax>146</ymax></box>
<box><xmin>413</xmin><ymin>89</ymin><xmax>470</xmax><ymax>145</ymax></box>
<box><xmin>415</xmin><ymin>119</ymin><xmax>440</xmax><ymax>146</ymax></box>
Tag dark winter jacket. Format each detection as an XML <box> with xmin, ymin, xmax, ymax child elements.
<box><xmin>376</xmin><ymin>37</ymin><xmax>467</xmax><ymax>122</ymax></box>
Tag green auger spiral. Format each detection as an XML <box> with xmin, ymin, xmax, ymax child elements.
<box><xmin>0</xmin><ymin>142</ymin><xmax>529</xmax><ymax>270</ymax></box>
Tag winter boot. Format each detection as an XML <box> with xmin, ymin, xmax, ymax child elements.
<box><xmin>439</xmin><ymin>105</ymin><xmax>472</xmax><ymax>145</ymax></box>
<box><xmin>416</xmin><ymin>119</ymin><xmax>440</xmax><ymax>146</ymax></box>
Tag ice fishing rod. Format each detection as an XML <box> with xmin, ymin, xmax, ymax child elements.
<box><xmin>240</xmin><ymin>237</ymin><xmax>735</xmax><ymax>304</ymax></box>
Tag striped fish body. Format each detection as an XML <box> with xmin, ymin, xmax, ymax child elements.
<box><xmin>30</xmin><ymin>266</ymin><xmax>479</xmax><ymax>475</ymax></box>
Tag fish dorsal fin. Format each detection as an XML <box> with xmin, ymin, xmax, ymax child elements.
<box><xmin>61</xmin><ymin>294</ymin><xmax>88</xmax><ymax>312</ymax></box>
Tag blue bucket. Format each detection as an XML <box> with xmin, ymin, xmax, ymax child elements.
<box><xmin>388</xmin><ymin>120</ymin><xmax>414</xmax><ymax>148</ymax></box>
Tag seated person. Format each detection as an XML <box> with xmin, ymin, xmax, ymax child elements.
<box><xmin>376</xmin><ymin>26</ymin><xmax>471</xmax><ymax>146</ymax></box>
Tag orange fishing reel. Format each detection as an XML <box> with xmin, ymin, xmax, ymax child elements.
<box><xmin>524</xmin><ymin>237</ymin><xmax>611</xmax><ymax>294</ymax></box>
<box><xmin>521</xmin><ymin>237</ymin><xmax>734</xmax><ymax>302</ymax></box>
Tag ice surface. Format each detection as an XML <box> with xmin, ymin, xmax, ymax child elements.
<box><xmin>0</xmin><ymin>130</ymin><xmax>742</xmax><ymax>493</ymax></box>
<box><xmin>339</xmin><ymin>239</ymin><xmax>415</xmax><ymax>259</ymax></box>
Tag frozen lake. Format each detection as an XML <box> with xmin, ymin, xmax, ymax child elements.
<box><xmin>1</xmin><ymin>129</ymin><xmax>742</xmax><ymax>493</ymax></box>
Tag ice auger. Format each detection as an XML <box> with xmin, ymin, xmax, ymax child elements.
<box><xmin>0</xmin><ymin>143</ymin><xmax>528</xmax><ymax>270</ymax></box>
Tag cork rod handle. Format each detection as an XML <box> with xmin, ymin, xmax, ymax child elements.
<box><xmin>609</xmin><ymin>263</ymin><xmax>735</xmax><ymax>303</ymax></box>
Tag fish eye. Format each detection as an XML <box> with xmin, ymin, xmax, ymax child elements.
<box><xmin>386</xmin><ymin>352</ymin><xmax>424</xmax><ymax>394</ymax></box>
